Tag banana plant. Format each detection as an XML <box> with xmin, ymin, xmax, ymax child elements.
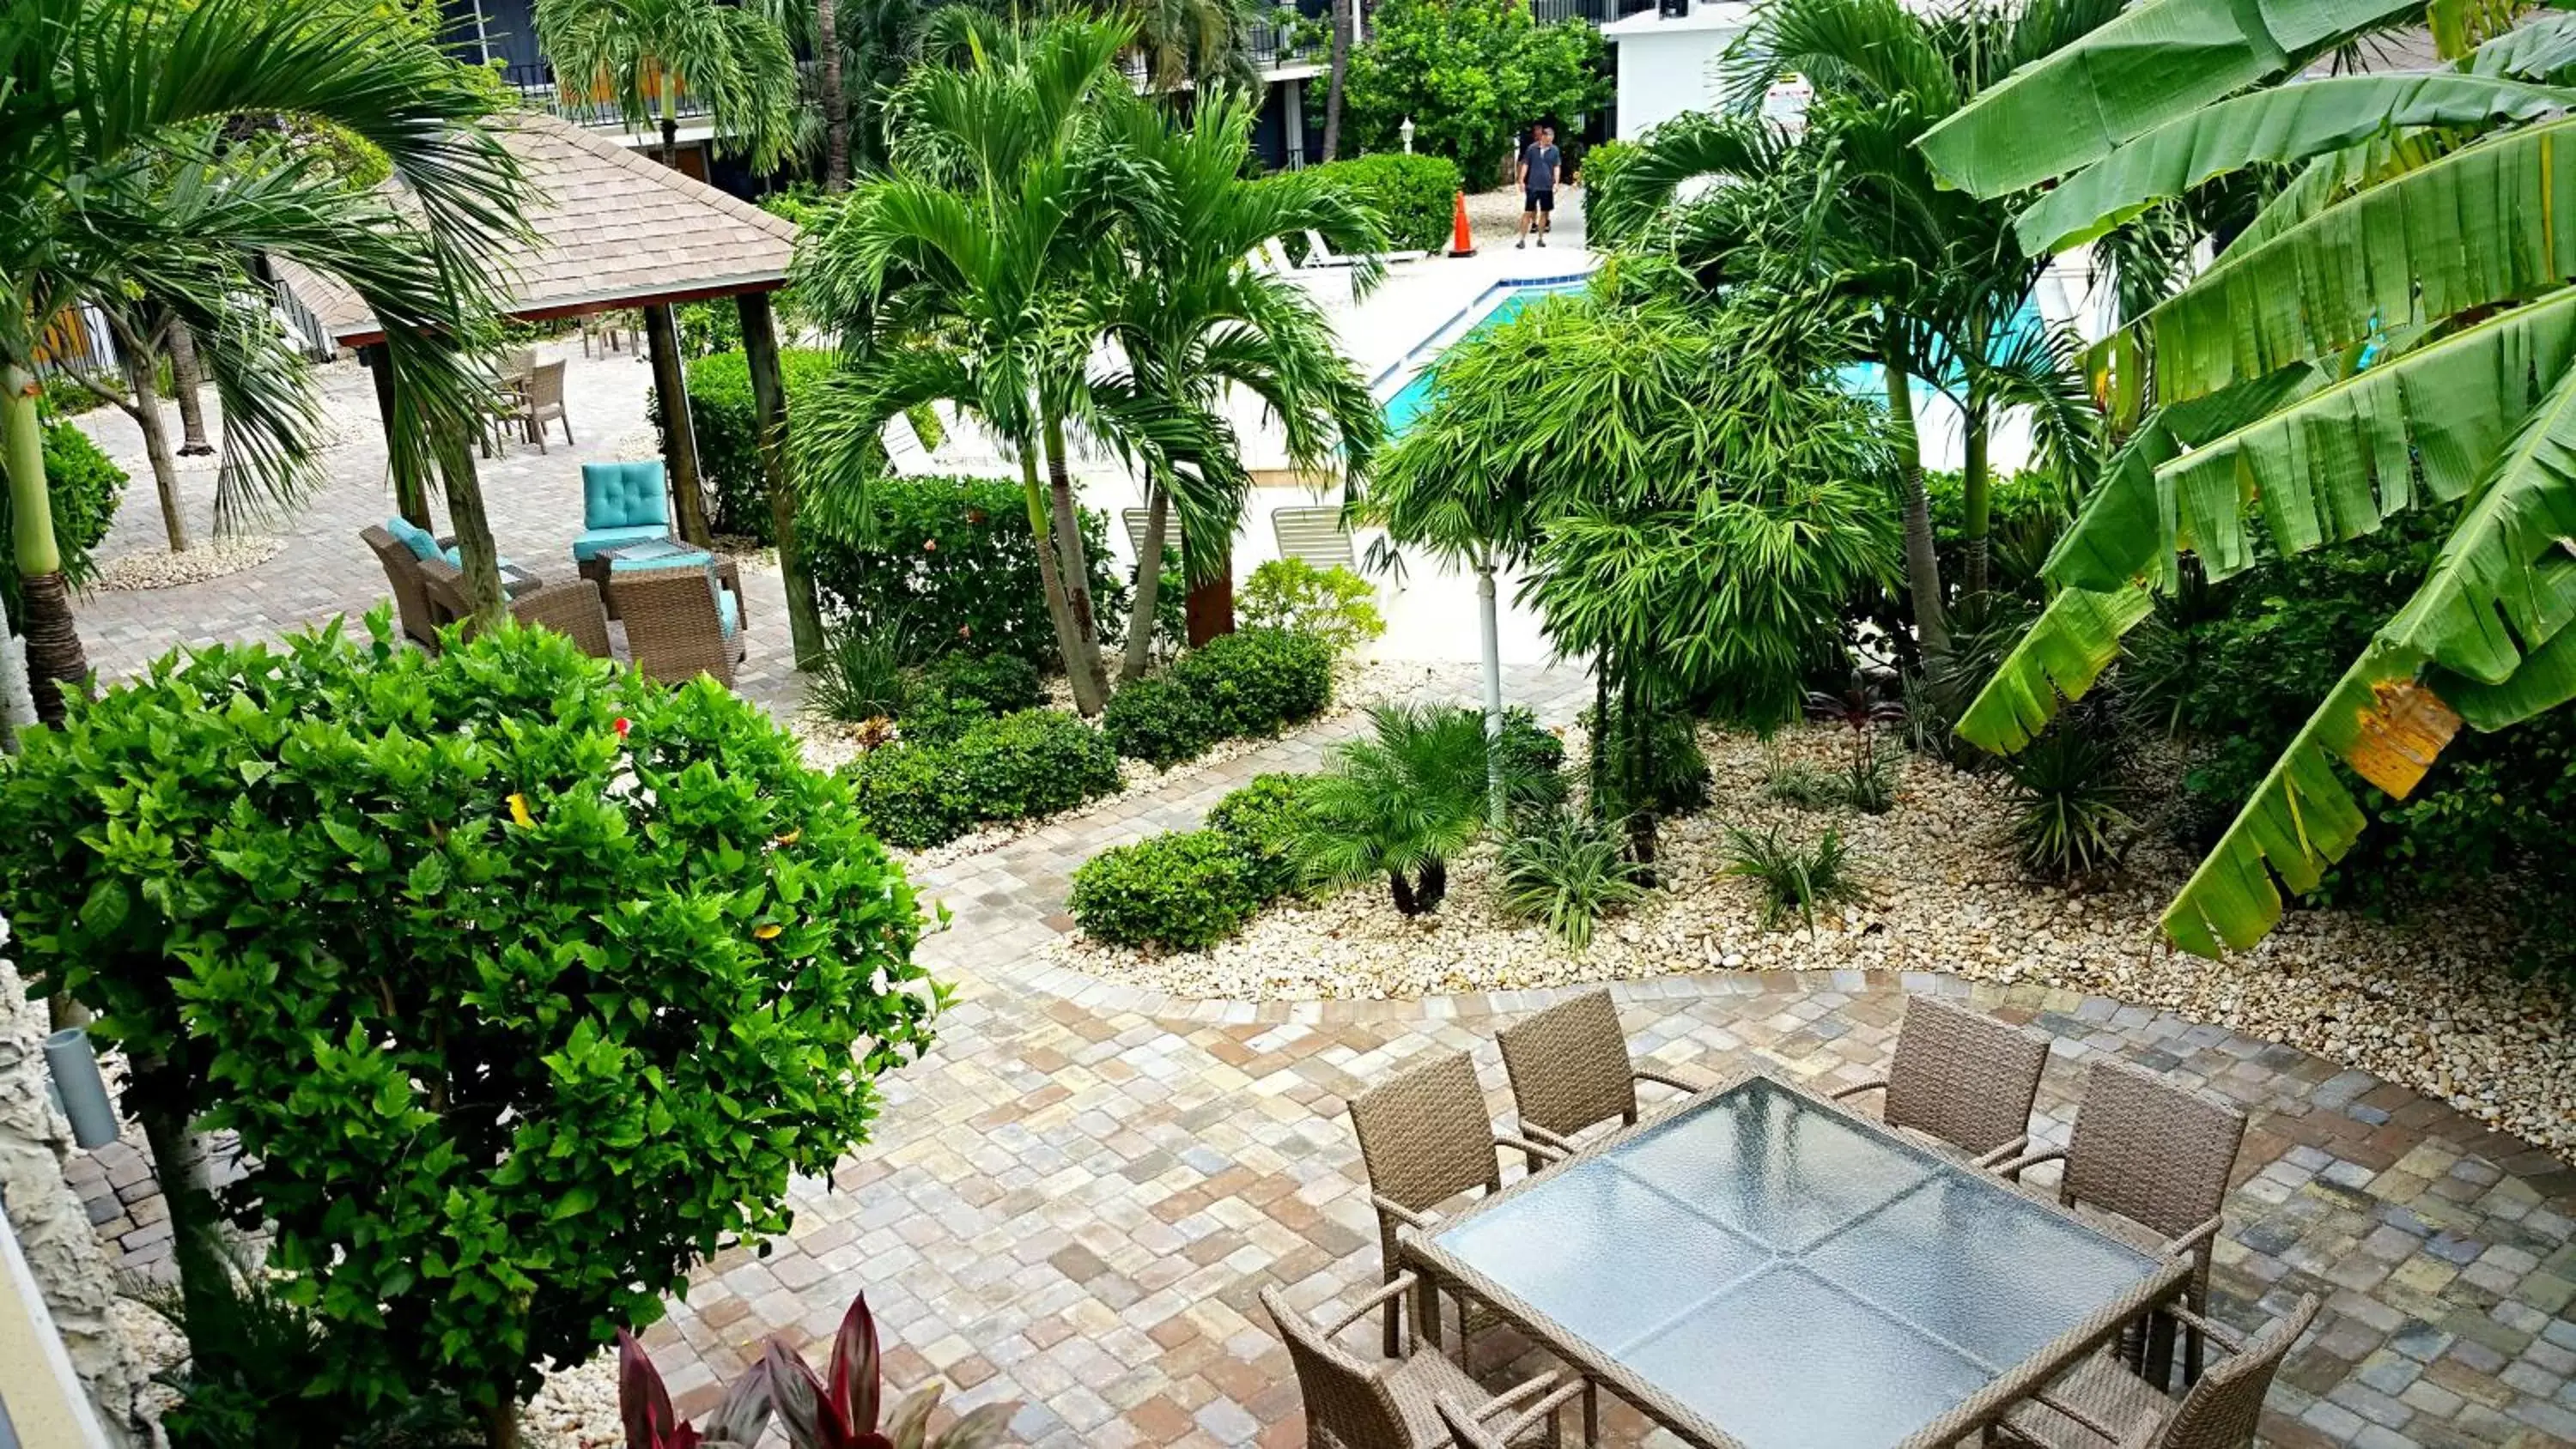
<box><xmin>1924</xmin><ymin>1</ymin><xmax>2576</xmax><ymax>955</ymax></box>
<box><xmin>763</xmin><ymin>1294</ymin><xmax>1014</xmax><ymax>1449</ymax></box>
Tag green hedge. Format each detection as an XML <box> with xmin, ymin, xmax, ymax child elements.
<box><xmin>647</xmin><ymin>348</ymin><xmax>838</xmax><ymax>543</ymax></box>
<box><xmin>2</xmin><ymin>423</ymin><xmax>126</xmax><ymax>629</ymax></box>
<box><xmin>1205</xmin><ymin>773</ymin><xmax>1321</xmax><ymax>900</ymax></box>
<box><xmin>846</xmin><ymin>707</ymin><xmax>1121</xmax><ymax>849</ymax></box>
<box><xmin>1103</xmin><ymin>628</ymin><xmax>1334</xmax><ymax>767</ymax></box>
<box><xmin>1305</xmin><ymin>154</ymin><xmax>1463</xmax><ymax>253</ymax></box>
<box><xmin>1101</xmin><ymin>674</ymin><xmax>1218</xmax><ymax>768</ymax></box>
<box><xmin>1067</xmin><ymin>830</ymin><xmax>1262</xmax><ymax>952</ymax></box>
<box><xmin>805</xmin><ymin>474</ymin><xmax>1127</xmax><ymax>670</ymax></box>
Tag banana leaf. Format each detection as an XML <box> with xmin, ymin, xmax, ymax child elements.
<box><xmin>1916</xmin><ymin>0</ymin><xmax>2426</xmax><ymax>197</ymax></box>
<box><xmin>2162</xmin><ymin>364</ymin><xmax>2576</xmax><ymax>955</ymax></box>
<box><xmin>1954</xmin><ymin>584</ymin><xmax>2158</xmax><ymax>752</ymax></box>
<box><xmin>2227</xmin><ymin>127</ymin><xmax>2452</xmax><ymax>252</ymax></box>
<box><xmin>2148</xmin><ymin>115</ymin><xmax>2576</xmax><ymax>404</ymax></box>
<box><xmin>2010</xmin><ymin>75</ymin><xmax>2570</xmax><ymax>255</ymax></box>
<box><xmin>2466</xmin><ymin>9</ymin><xmax>2576</xmax><ymax>80</ymax></box>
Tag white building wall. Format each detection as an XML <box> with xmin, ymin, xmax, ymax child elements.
<box><xmin>1611</xmin><ymin>25</ymin><xmax>1739</xmax><ymax>141</ymax></box>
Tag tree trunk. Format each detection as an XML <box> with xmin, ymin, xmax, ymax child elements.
<box><xmin>1417</xmin><ymin>857</ymin><xmax>1448</xmax><ymax>911</ymax></box>
<box><xmin>1619</xmin><ymin>670</ymin><xmax>1657</xmax><ymax>886</ymax></box>
<box><xmin>3</xmin><ymin>368</ymin><xmax>87</xmax><ymax>725</ymax></box>
<box><xmin>643</xmin><ymin>306</ymin><xmax>713</xmax><ymax>546</ymax></box>
<box><xmin>1476</xmin><ymin>555</ymin><xmax>1504</xmax><ymax>828</ymax></box>
<box><xmin>738</xmin><ymin>294</ymin><xmax>826</xmax><ymax>668</ymax></box>
<box><xmin>819</xmin><ymin>0</ymin><xmax>849</xmax><ymax>191</ymax></box>
<box><xmin>1960</xmin><ymin>396</ymin><xmax>1992</xmax><ymax>607</ymax></box>
<box><xmin>1387</xmin><ymin>869</ymin><xmax>1419</xmax><ymax>915</ymax></box>
<box><xmin>1881</xmin><ymin>352</ymin><xmax>1947</xmax><ymax>656</ymax></box>
<box><xmin>1588</xmin><ymin>660</ymin><xmax>1609</xmax><ymax>818</ymax></box>
<box><xmin>659</xmin><ymin>77</ymin><xmax>682</xmax><ymax>170</ymax></box>
<box><xmin>118</xmin><ymin>339</ymin><xmax>191</xmax><ymax>553</ymax></box>
<box><xmin>131</xmin><ymin>1058</ymin><xmax>226</xmax><ymax>1338</ymax></box>
<box><xmin>1119</xmin><ymin>482</ymin><xmax>1168</xmax><ymax>682</ymax></box>
<box><xmin>483</xmin><ymin>1399</ymin><xmax>522</xmax><ymax>1449</ymax></box>
<box><xmin>167</xmin><ymin>320</ymin><xmax>214</xmax><ymax>456</ymax></box>
<box><xmin>434</xmin><ymin>429</ymin><xmax>508</xmax><ymax>624</ymax></box>
<box><xmin>1041</xmin><ymin>416</ymin><xmax>1110</xmax><ymax>711</ymax></box>
<box><xmin>1321</xmin><ymin>0</ymin><xmax>1350</xmax><ymax>162</ymax></box>
<box><xmin>1020</xmin><ymin>451</ymin><xmax>1104</xmax><ymax>715</ymax></box>
<box><xmin>361</xmin><ymin>344</ymin><xmax>434</xmax><ymax>531</ymax></box>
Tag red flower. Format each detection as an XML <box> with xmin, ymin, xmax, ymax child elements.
<box><xmin>613</xmin><ymin>716</ymin><xmax>631</xmax><ymax>739</ymax></box>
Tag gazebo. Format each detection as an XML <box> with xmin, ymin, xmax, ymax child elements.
<box><xmin>272</xmin><ymin>112</ymin><xmax>821</xmax><ymax>662</ymax></box>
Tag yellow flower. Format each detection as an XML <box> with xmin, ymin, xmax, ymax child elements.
<box><xmin>775</xmin><ymin>828</ymin><xmax>801</xmax><ymax>846</ymax></box>
<box><xmin>753</xmin><ymin>922</ymin><xmax>784</xmax><ymax>941</ymax></box>
<box><xmin>507</xmin><ymin>793</ymin><xmax>535</xmax><ymax>828</ymax></box>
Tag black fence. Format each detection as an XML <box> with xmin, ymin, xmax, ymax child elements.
<box><xmin>501</xmin><ymin>62</ymin><xmax>721</xmax><ymax>128</ymax></box>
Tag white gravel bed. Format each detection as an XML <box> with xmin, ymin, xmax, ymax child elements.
<box><xmin>94</xmin><ymin>535</ymin><xmax>283</xmax><ymax>591</ymax></box>
<box><xmin>1046</xmin><ymin>723</ymin><xmax>2576</xmax><ymax>1155</ymax></box>
<box><xmin>525</xmin><ymin>1347</ymin><xmax>618</xmax><ymax>1448</ymax></box>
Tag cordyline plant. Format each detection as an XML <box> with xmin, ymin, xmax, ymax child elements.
<box><xmin>620</xmin><ymin>1331</ymin><xmax>772</xmax><ymax>1448</ymax></box>
<box><xmin>764</xmin><ymin>1295</ymin><xmax>1012</xmax><ymax>1449</ymax></box>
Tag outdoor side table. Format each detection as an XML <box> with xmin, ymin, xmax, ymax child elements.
<box><xmin>581</xmin><ymin>537</ymin><xmax>740</xmax><ymax>621</ymax></box>
<box><xmin>1402</xmin><ymin>1071</ymin><xmax>2190</xmax><ymax>1449</ymax></box>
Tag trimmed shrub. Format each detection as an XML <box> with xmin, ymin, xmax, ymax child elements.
<box><xmin>805</xmin><ymin>474</ymin><xmax>1127</xmax><ymax>670</ymax></box>
<box><xmin>1103</xmin><ymin>673</ymin><xmax>1220</xmax><ymax>768</ymax></box>
<box><xmin>1239</xmin><ymin>558</ymin><xmax>1385</xmax><ymax>660</ymax></box>
<box><xmin>3</xmin><ymin>422</ymin><xmax>126</xmax><ymax>627</ymax></box>
<box><xmin>648</xmin><ymin>348</ymin><xmax>838</xmax><ymax>543</ymax></box>
<box><xmin>848</xmin><ymin>707</ymin><xmax>1121</xmax><ymax>848</ymax></box>
<box><xmin>1303</xmin><ymin>154</ymin><xmax>1463</xmax><ymax>253</ymax></box>
<box><xmin>1067</xmin><ymin>830</ymin><xmax>1262</xmax><ymax>951</ymax></box>
<box><xmin>1205</xmin><ymin>773</ymin><xmax>1321</xmax><ymax>900</ymax></box>
<box><xmin>1170</xmin><ymin>627</ymin><xmax>1334</xmax><ymax>740</ymax></box>
<box><xmin>917</xmin><ymin>651</ymin><xmax>1043</xmax><ymax>716</ymax></box>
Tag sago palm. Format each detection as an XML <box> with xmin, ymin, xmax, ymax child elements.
<box><xmin>1091</xmin><ymin>85</ymin><xmax>1386</xmax><ymax>682</ymax></box>
<box><xmin>1297</xmin><ymin>702</ymin><xmax>1499</xmax><ymax>915</ymax></box>
<box><xmin>0</xmin><ymin>0</ymin><xmax>522</xmax><ymax>724</ymax></box>
<box><xmin>535</xmin><ymin>0</ymin><xmax>800</xmax><ymax>171</ymax></box>
<box><xmin>1925</xmin><ymin>4</ymin><xmax>2576</xmax><ymax>955</ymax></box>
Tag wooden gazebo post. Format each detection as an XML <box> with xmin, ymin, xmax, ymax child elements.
<box><xmin>736</xmin><ymin>292</ymin><xmax>825</xmax><ymax>669</ymax></box>
<box><xmin>642</xmin><ymin>303</ymin><xmax>712</xmax><ymax>547</ymax></box>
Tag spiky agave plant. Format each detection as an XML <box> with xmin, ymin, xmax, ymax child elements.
<box><xmin>764</xmin><ymin>1294</ymin><xmax>1014</xmax><ymax>1449</ymax></box>
<box><xmin>619</xmin><ymin>1329</ymin><xmax>773</xmax><ymax>1449</ymax></box>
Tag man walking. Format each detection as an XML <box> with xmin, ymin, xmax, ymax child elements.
<box><xmin>1516</xmin><ymin>124</ymin><xmax>1561</xmax><ymax>249</ymax></box>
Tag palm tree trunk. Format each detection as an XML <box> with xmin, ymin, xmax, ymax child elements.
<box><xmin>116</xmin><ymin>335</ymin><xmax>191</xmax><ymax>553</ymax></box>
<box><xmin>167</xmin><ymin>319</ymin><xmax>214</xmax><ymax>456</ymax></box>
<box><xmin>1021</xmin><ymin>450</ymin><xmax>1105</xmax><ymax>715</ymax></box>
<box><xmin>659</xmin><ymin>76</ymin><xmax>682</xmax><ymax>170</ymax></box>
<box><xmin>1417</xmin><ymin>857</ymin><xmax>1448</xmax><ymax>911</ymax></box>
<box><xmin>1321</xmin><ymin>0</ymin><xmax>1350</xmax><ymax>162</ymax></box>
<box><xmin>1387</xmin><ymin>869</ymin><xmax>1419</xmax><ymax>914</ymax></box>
<box><xmin>483</xmin><ymin>1400</ymin><xmax>522</xmax><ymax>1449</ymax></box>
<box><xmin>1119</xmin><ymin>482</ymin><xmax>1168</xmax><ymax>682</ymax></box>
<box><xmin>1881</xmin><ymin>350</ymin><xmax>1948</xmax><ymax>656</ymax></box>
<box><xmin>1042</xmin><ymin>415</ymin><xmax>1110</xmax><ymax>711</ymax></box>
<box><xmin>1960</xmin><ymin>394</ymin><xmax>1991</xmax><ymax>606</ymax></box>
<box><xmin>3</xmin><ymin>366</ymin><xmax>88</xmax><ymax>725</ymax></box>
<box><xmin>819</xmin><ymin>0</ymin><xmax>849</xmax><ymax>191</ymax></box>
<box><xmin>434</xmin><ymin>428</ymin><xmax>508</xmax><ymax>624</ymax></box>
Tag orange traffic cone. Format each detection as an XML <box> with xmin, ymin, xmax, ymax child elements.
<box><xmin>1448</xmin><ymin>191</ymin><xmax>1477</xmax><ymax>258</ymax></box>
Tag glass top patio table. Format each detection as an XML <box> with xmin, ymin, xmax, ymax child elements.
<box><xmin>1407</xmin><ymin>1072</ymin><xmax>2181</xmax><ymax>1449</ymax></box>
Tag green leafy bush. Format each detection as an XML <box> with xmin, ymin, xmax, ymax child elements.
<box><xmin>2</xmin><ymin>422</ymin><xmax>126</xmax><ymax>626</ymax></box>
<box><xmin>1205</xmin><ymin>773</ymin><xmax>1321</xmax><ymax>899</ymax></box>
<box><xmin>848</xmin><ymin>707</ymin><xmax>1121</xmax><ymax>848</ymax></box>
<box><xmin>1240</xmin><ymin>558</ymin><xmax>1386</xmax><ymax>659</ymax></box>
<box><xmin>1722</xmin><ymin>825</ymin><xmax>1868</xmax><ymax>932</ymax></box>
<box><xmin>649</xmin><ymin>348</ymin><xmax>838</xmax><ymax>543</ymax></box>
<box><xmin>1171</xmin><ymin>627</ymin><xmax>1334</xmax><ymax>739</ymax></box>
<box><xmin>1586</xmin><ymin>702</ymin><xmax>1710</xmax><ymax>817</ymax></box>
<box><xmin>1492</xmin><ymin>706</ymin><xmax>1570</xmax><ymax>816</ymax></box>
<box><xmin>1067</xmin><ymin>830</ymin><xmax>1263</xmax><ymax>951</ymax></box>
<box><xmin>1498</xmin><ymin>807</ymin><xmax>1645</xmax><ymax>951</ymax></box>
<box><xmin>916</xmin><ymin>650</ymin><xmax>1043</xmax><ymax>716</ymax></box>
<box><xmin>0</xmin><ymin>615</ymin><xmax>938</xmax><ymax>1424</ymax></box>
<box><xmin>1103</xmin><ymin>672</ymin><xmax>1220</xmax><ymax>768</ymax></box>
<box><xmin>1344</xmin><ymin>0</ymin><xmax>1607</xmax><ymax>182</ymax></box>
<box><xmin>1302</xmin><ymin>153</ymin><xmax>1465</xmax><ymax>252</ymax></box>
<box><xmin>1576</xmin><ymin>138</ymin><xmax>1642</xmax><ymax>247</ymax></box>
<box><xmin>804</xmin><ymin>474</ymin><xmax>1127</xmax><ymax>669</ymax></box>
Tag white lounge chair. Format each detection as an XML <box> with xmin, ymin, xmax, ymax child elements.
<box><xmin>1272</xmin><ymin>505</ymin><xmax>1357</xmax><ymax>572</ymax></box>
<box><xmin>1303</xmin><ymin>228</ymin><xmax>1429</xmax><ymax>267</ymax></box>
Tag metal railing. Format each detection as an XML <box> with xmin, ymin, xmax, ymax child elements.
<box><xmin>1529</xmin><ymin>0</ymin><xmax>1661</xmax><ymax>21</ymax></box>
<box><xmin>503</xmin><ymin>61</ymin><xmax>720</xmax><ymax>130</ymax></box>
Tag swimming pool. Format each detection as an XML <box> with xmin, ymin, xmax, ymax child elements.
<box><xmin>1379</xmin><ymin>278</ymin><xmax>1589</xmax><ymax>434</ymax></box>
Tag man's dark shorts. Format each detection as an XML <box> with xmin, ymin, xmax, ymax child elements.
<box><xmin>1524</xmin><ymin>189</ymin><xmax>1554</xmax><ymax>214</ymax></box>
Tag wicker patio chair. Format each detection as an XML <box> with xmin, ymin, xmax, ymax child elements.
<box><xmin>1435</xmin><ymin>1379</ymin><xmax>1593</xmax><ymax>1449</ymax></box>
<box><xmin>363</xmin><ymin>524</ymin><xmax>452</xmax><ymax>648</ymax></box>
<box><xmin>422</xmin><ymin>566</ymin><xmax>614</xmax><ymax>659</ymax></box>
<box><xmin>510</xmin><ymin>360</ymin><xmax>572</xmax><ymax>452</ymax></box>
<box><xmin>1995</xmin><ymin>1294</ymin><xmax>2318</xmax><ymax>1449</ymax></box>
<box><xmin>1996</xmin><ymin>1058</ymin><xmax>2249</xmax><ymax>1386</ymax></box>
<box><xmin>1348</xmin><ymin>1051</ymin><xmax>1563</xmax><ymax>1359</ymax></box>
<box><xmin>1261</xmin><ymin>1276</ymin><xmax>1581</xmax><ymax>1449</ymax></box>
<box><xmin>1830</xmin><ymin>995</ymin><xmax>2050</xmax><ymax>1165</ymax></box>
<box><xmin>1496</xmin><ymin>991</ymin><xmax>1704</xmax><ymax>1160</ymax></box>
<box><xmin>617</xmin><ymin>565</ymin><xmax>744</xmax><ymax>687</ymax></box>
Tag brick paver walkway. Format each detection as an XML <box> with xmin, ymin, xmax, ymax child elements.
<box><xmin>55</xmin><ymin>343</ymin><xmax>2576</xmax><ymax>1447</ymax></box>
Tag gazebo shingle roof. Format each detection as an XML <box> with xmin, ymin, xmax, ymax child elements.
<box><xmin>277</xmin><ymin>112</ymin><xmax>799</xmax><ymax>347</ymax></box>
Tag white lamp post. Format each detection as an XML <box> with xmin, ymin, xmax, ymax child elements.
<box><xmin>1400</xmin><ymin>117</ymin><xmax>1415</xmax><ymax>154</ymax></box>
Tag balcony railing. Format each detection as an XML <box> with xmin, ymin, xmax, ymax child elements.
<box><xmin>1529</xmin><ymin>0</ymin><xmax>1662</xmax><ymax>21</ymax></box>
<box><xmin>504</xmin><ymin>62</ymin><xmax>720</xmax><ymax>130</ymax></box>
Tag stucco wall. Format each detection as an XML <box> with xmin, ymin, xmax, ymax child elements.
<box><xmin>1612</xmin><ymin>25</ymin><xmax>1737</xmax><ymax>140</ymax></box>
<box><xmin>0</xmin><ymin>920</ymin><xmax>149</xmax><ymax>1446</ymax></box>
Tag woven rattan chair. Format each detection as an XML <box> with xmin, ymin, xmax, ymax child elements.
<box><xmin>1261</xmin><ymin>1276</ymin><xmax>1582</xmax><ymax>1449</ymax></box>
<box><xmin>1434</xmin><ymin>1379</ymin><xmax>1592</xmax><ymax>1449</ymax></box>
<box><xmin>1348</xmin><ymin>1051</ymin><xmax>1562</xmax><ymax>1359</ymax></box>
<box><xmin>1997</xmin><ymin>1058</ymin><xmax>2249</xmax><ymax>1386</ymax></box>
<box><xmin>1996</xmin><ymin>1294</ymin><xmax>2318</xmax><ymax>1449</ymax></box>
<box><xmin>1496</xmin><ymin>991</ymin><xmax>1704</xmax><ymax>1159</ymax></box>
<box><xmin>422</xmin><ymin>566</ymin><xmax>614</xmax><ymax>659</ymax></box>
<box><xmin>363</xmin><ymin>524</ymin><xmax>452</xmax><ymax>648</ymax></box>
<box><xmin>509</xmin><ymin>360</ymin><xmax>572</xmax><ymax>452</ymax></box>
<box><xmin>617</xmin><ymin>565</ymin><xmax>744</xmax><ymax>687</ymax></box>
<box><xmin>1830</xmin><ymin>996</ymin><xmax>2050</xmax><ymax>1165</ymax></box>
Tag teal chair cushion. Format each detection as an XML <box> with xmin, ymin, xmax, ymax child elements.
<box><xmin>571</xmin><ymin>524</ymin><xmax>669</xmax><ymax>562</ymax></box>
<box><xmin>580</xmin><ymin>460</ymin><xmax>670</xmax><ymax>531</ymax></box>
<box><xmin>437</xmin><ymin>545</ymin><xmax>518</xmax><ymax>573</ymax></box>
<box><xmin>718</xmin><ymin>589</ymin><xmax>739</xmax><ymax>640</ymax></box>
<box><xmin>386</xmin><ymin>516</ymin><xmax>442</xmax><ymax>563</ymax></box>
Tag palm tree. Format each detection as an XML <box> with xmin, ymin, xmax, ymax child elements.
<box><xmin>1615</xmin><ymin>0</ymin><xmax>2114</xmax><ymax>654</ymax></box>
<box><xmin>1296</xmin><ymin>702</ymin><xmax>1498</xmax><ymax>913</ymax></box>
<box><xmin>535</xmin><ymin>0</ymin><xmax>800</xmax><ymax>172</ymax></box>
<box><xmin>1928</xmin><ymin>5</ymin><xmax>2576</xmax><ymax>956</ymax></box>
<box><xmin>1092</xmin><ymin>87</ymin><xmax>1385</xmax><ymax>682</ymax></box>
<box><xmin>1067</xmin><ymin>0</ymin><xmax>1266</xmax><ymax>93</ymax></box>
<box><xmin>1</xmin><ymin>0</ymin><xmax>523</xmax><ymax>724</ymax></box>
<box><xmin>1321</xmin><ymin>0</ymin><xmax>1351</xmax><ymax>161</ymax></box>
<box><xmin>797</xmin><ymin>16</ymin><xmax>1139</xmax><ymax>714</ymax></box>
